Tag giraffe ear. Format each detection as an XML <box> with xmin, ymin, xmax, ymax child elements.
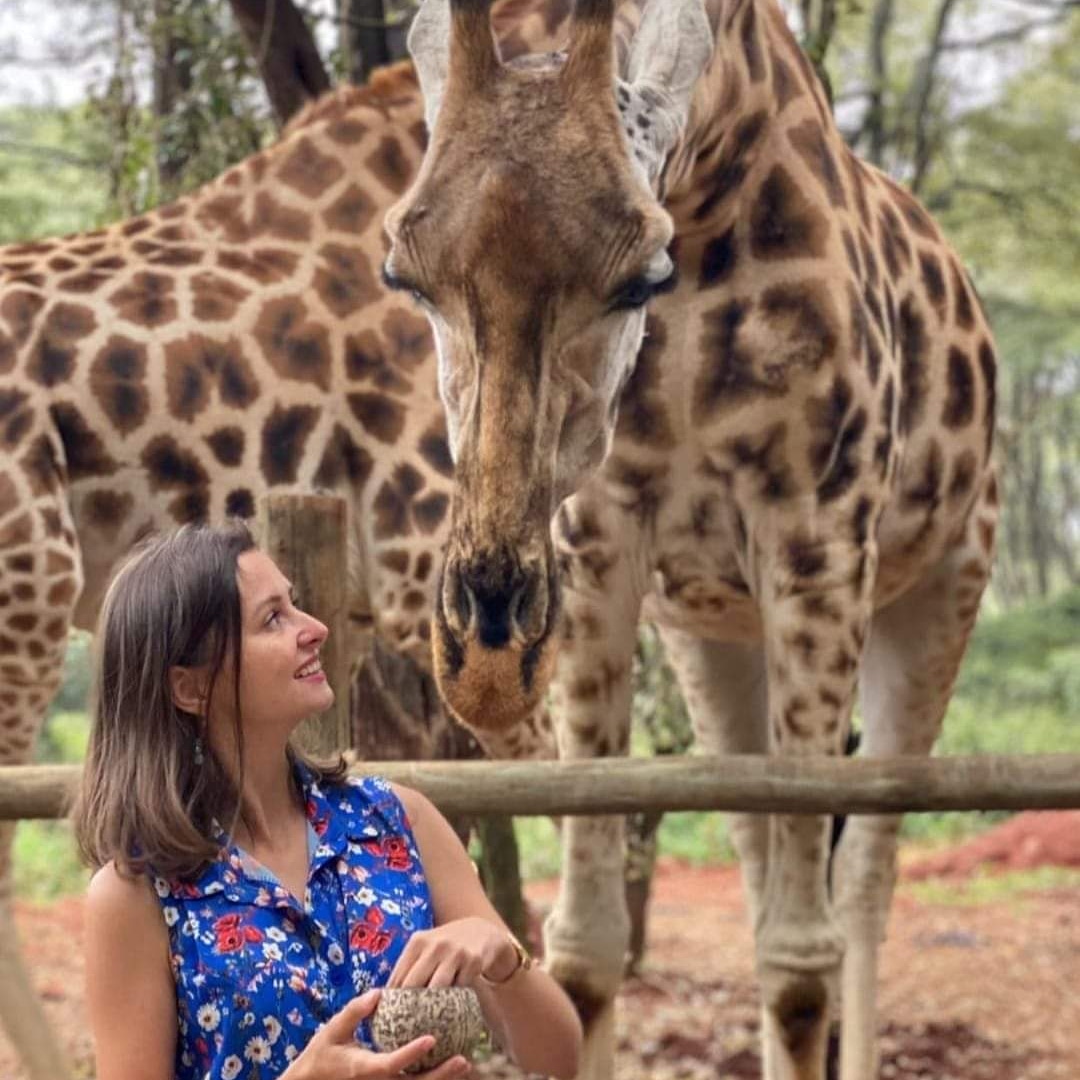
<box><xmin>618</xmin><ymin>0</ymin><xmax>713</xmax><ymax>182</ymax></box>
<box><xmin>409</xmin><ymin>0</ymin><xmax>454</xmax><ymax>131</ymax></box>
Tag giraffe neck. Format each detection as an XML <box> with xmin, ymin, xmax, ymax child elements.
<box><xmin>664</xmin><ymin>0</ymin><xmax>834</xmax><ymax>234</ymax></box>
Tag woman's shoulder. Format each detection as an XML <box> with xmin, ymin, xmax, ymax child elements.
<box><xmin>86</xmin><ymin>861</ymin><xmax>166</xmax><ymax>940</ymax></box>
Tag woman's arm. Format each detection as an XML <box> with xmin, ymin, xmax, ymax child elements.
<box><xmin>391</xmin><ymin>784</ymin><xmax>583</xmax><ymax>1080</ymax></box>
<box><xmin>85</xmin><ymin>862</ymin><xmax>177</xmax><ymax>1080</ymax></box>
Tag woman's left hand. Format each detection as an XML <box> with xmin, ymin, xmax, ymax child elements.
<box><xmin>387</xmin><ymin>917</ymin><xmax>515</xmax><ymax>989</ymax></box>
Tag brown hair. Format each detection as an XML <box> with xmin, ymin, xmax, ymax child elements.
<box><xmin>72</xmin><ymin>522</ymin><xmax>347</xmax><ymax>880</ymax></box>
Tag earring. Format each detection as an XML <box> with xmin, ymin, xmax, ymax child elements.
<box><xmin>193</xmin><ymin>734</ymin><xmax>205</xmax><ymax>766</ymax></box>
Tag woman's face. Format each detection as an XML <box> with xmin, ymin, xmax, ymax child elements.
<box><xmin>222</xmin><ymin>550</ymin><xmax>336</xmax><ymax>739</ymax></box>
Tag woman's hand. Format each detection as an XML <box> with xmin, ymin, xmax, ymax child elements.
<box><xmin>283</xmin><ymin>989</ymin><xmax>471</xmax><ymax>1079</ymax></box>
<box><xmin>387</xmin><ymin>917</ymin><xmax>517</xmax><ymax>988</ymax></box>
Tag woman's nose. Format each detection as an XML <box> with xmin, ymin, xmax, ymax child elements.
<box><xmin>298</xmin><ymin>613</ymin><xmax>329</xmax><ymax>644</ymax></box>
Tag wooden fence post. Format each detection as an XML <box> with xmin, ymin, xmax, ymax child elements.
<box><xmin>257</xmin><ymin>493</ymin><xmax>352</xmax><ymax>756</ymax></box>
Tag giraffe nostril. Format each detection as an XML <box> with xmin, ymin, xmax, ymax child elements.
<box><xmin>442</xmin><ymin>563</ymin><xmax>477</xmax><ymax>639</ymax></box>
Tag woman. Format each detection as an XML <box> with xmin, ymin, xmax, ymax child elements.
<box><xmin>73</xmin><ymin>523</ymin><xmax>582</xmax><ymax>1080</ymax></box>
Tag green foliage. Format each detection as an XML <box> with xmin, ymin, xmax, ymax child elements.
<box><xmin>13</xmin><ymin>822</ymin><xmax>90</xmax><ymax>905</ymax></box>
<box><xmin>0</xmin><ymin>105</ymin><xmax>109</xmax><ymax>242</ymax></box>
<box><xmin>947</xmin><ymin>588</ymin><xmax>1080</xmax><ymax>731</ymax></box>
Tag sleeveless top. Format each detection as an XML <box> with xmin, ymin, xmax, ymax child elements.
<box><xmin>151</xmin><ymin>768</ymin><xmax>434</xmax><ymax>1080</ymax></box>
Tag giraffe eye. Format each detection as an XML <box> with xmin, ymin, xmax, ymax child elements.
<box><xmin>381</xmin><ymin>263</ymin><xmax>431</xmax><ymax>306</ymax></box>
<box><xmin>609</xmin><ymin>265</ymin><xmax>678</xmax><ymax>312</ymax></box>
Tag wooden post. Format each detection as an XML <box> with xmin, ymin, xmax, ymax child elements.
<box><xmin>257</xmin><ymin>493</ymin><xmax>352</xmax><ymax>756</ymax></box>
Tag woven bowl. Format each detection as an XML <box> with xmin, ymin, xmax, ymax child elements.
<box><xmin>370</xmin><ymin>986</ymin><xmax>488</xmax><ymax>1073</ymax></box>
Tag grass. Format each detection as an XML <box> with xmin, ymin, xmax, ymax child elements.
<box><xmin>900</xmin><ymin>865</ymin><xmax>1080</xmax><ymax>907</ymax></box>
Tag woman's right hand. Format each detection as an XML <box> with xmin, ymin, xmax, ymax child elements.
<box><xmin>283</xmin><ymin>989</ymin><xmax>471</xmax><ymax>1079</ymax></box>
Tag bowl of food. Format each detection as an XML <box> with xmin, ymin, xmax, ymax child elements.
<box><xmin>370</xmin><ymin>986</ymin><xmax>489</xmax><ymax>1074</ymax></box>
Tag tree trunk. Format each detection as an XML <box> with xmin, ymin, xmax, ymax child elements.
<box><xmin>799</xmin><ymin>0</ymin><xmax>838</xmax><ymax>108</ymax></box>
<box><xmin>864</xmin><ymin>0</ymin><xmax>894</xmax><ymax>166</ymax></box>
<box><xmin>341</xmin><ymin>0</ymin><xmax>393</xmax><ymax>84</ymax></box>
<box><xmin>475</xmin><ymin>817</ymin><xmax>529</xmax><ymax>944</ymax></box>
<box><xmin>151</xmin><ymin>0</ymin><xmax>194</xmax><ymax>190</ymax></box>
<box><xmin>227</xmin><ymin>0</ymin><xmax>332</xmax><ymax>125</ymax></box>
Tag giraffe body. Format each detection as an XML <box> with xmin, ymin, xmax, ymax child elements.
<box><xmin>394</xmin><ymin>2</ymin><xmax>1000</xmax><ymax>1078</ymax></box>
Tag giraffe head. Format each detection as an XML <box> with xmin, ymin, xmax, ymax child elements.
<box><xmin>384</xmin><ymin>0</ymin><xmax>712</xmax><ymax>731</ymax></box>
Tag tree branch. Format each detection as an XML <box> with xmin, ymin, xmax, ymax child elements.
<box><xmin>904</xmin><ymin>0</ymin><xmax>961</xmax><ymax>195</ymax></box>
<box><xmin>941</xmin><ymin>11</ymin><xmax>1075</xmax><ymax>50</ymax></box>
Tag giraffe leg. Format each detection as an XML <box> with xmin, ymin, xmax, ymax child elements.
<box><xmin>0</xmin><ymin>470</ymin><xmax>82</xmax><ymax>1080</ymax></box>
<box><xmin>752</xmin><ymin>531</ymin><xmax>876</xmax><ymax>1080</ymax></box>
<box><xmin>834</xmin><ymin>479</ymin><xmax>997</xmax><ymax>1080</ymax></box>
<box><xmin>657</xmin><ymin>630</ymin><xmax>770</xmax><ymax>922</ymax></box>
<box><xmin>541</xmin><ymin>554</ymin><xmax>642</xmax><ymax>1080</ymax></box>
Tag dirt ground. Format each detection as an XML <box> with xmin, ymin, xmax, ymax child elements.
<box><xmin>4</xmin><ymin>813</ymin><xmax>1080</xmax><ymax>1080</ymax></box>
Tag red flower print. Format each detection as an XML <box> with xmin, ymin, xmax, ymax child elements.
<box><xmin>350</xmin><ymin>906</ymin><xmax>394</xmax><ymax>956</ymax></box>
<box><xmin>362</xmin><ymin>835</ymin><xmax>413</xmax><ymax>872</ymax></box>
<box><xmin>213</xmin><ymin>913</ymin><xmax>263</xmax><ymax>953</ymax></box>
<box><xmin>306</xmin><ymin>798</ymin><xmax>330</xmax><ymax>837</ymax></box>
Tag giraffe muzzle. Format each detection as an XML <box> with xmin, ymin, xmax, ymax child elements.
<box><xmin>441</xmin><ymin>548</ymin><xmax>550</xmax><ymax>649</ymax></box>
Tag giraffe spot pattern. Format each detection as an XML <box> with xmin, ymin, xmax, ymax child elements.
<box><xmin>348</xmin><ymin>392</ymin><xmax>406</xmax><ymax>445</ymax></box>
<box><xmin>108</xmin><ymin>272</ymin><xmax>177</xmax><ymax>328</ymax></box>
<box><xmin>255</xmin><ymin>297</ymin><xmax>333</xmax><ymax>390</ymax></box>
<box><xmin>191</xmin><ymin>273</ymin><xmax>250</xmax><ymax>322</ymax></box>
<box><xmin>788</xmin><ymin>119</ymin><xmax>846</xmax><ymax>208</ymax></box>
<box><xmin>90</xmin><ymin>335</ymin><xmax>149</xmax><ymax>435</ymax></box>
<box><xmin>942</xmin><ymin>347</ymin><xmax>975</xmax><ymax>429</ymax></box>
<box><xmin>205</xmin><ymin>427</ymin><xmax>246</xmax><ymax>467</ymax></box>
<box><xmin>165</xmin><ymin>335</ymin><xmax>260</xmax><ymax>418</ymax></box>
<box><xmin>260</xmin><ymin>404</ymin><xmax>320</xmax><ymax>485</ymax></box>
<box><xmin>27</xmin><ymin>303</ymin><xmax>97</xmax><ymax>388</ymax></box>
<box><xmin>49</xmin><ymin>402</ymin><xmax>119</xmax><ymax>480</ymax></box>
<box><xmin>313</xmin><ymin>425</ymin><xmax>374</xmax><ymax>490</ymax></box>
<box><xmin>313</xmin><ymin>244</ymin><xmax>380</xmax><ymax>319</ymax></box>
<box><xmin>615</xmin><ymin>314</ymin><xmax>675</xmax><ymax>449</ymax></box>
<box><xmin>750</xmin><ymin>165</ymin><xmax>830</xmax><ymax>261</ymax></box>
<box><xmin>276</xmin><ymin>136</ymin><xmax>347</xmax><ymax>200</ymax></box>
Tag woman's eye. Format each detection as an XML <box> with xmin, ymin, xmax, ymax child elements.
<box><xmin>266</xmin><ymin>609</ymin><xmax>282</xmax><ymax>627</ymax></box>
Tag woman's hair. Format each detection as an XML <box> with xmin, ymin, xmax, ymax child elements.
<box><xmin>72</xmin><ymin>522</ymin><xmax>347</xmax><ymax>880</ymax></box>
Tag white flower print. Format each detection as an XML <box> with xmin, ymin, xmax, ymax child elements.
<box><xmin>241</xmin><ymin>1011</ymin><xmax>256</xmax><ymax>1029</ymax></box>
<box><xmin>327</xmin><ymin>943</ymin><xmax>344</xmax><ymax>965</ymax></box>
<box><xmin>163</xmin><ymin>906</ymin><xmax>179</xmax><ymax>927</ymax></box>
<box><xmin>356</xmin><ymin>887</ymin><xmax>376</xmax><ymax>906</ymax></box>
<box><xmin>221</xmin><ymin>1055</ymin><xmax>243</xmax><ymax>1080</ymax></box>
<box><xmin>196</xmin><ymin>1003</ymin><xmax>220</xmax><ymax>1032</ymax></box>
<box><xmin>285</xmin><ymin>1044</ymin><xmax>299</xmax><ymax>1061</ymax></box>
<box><xmin>244</xmin><ymin>1035</ymin><xmax>272</xmax><ymax>1063</ymax></box>
<box><xmin>380</xmin><ymin>899</ymin><xmax>401</xmax><ymax>916</ymax></box>
<box><xmin>264</xmin><ymin>1016</ymin><xmax>282</xmax><ymax>1044</ymax></box>
<box><xmin>266</xmin><ymin>926</ymin><xmax>287</xmax><ymax>942</ymax></box>
<box><xmin>153</xmin><ymin>877</ymin><xmax>169</xmax><ymax>898</ymax></box>
<box><xmin>262</xmin><ymin>942</ymin><xmax>283</xmax><ymax>961</ymax></box>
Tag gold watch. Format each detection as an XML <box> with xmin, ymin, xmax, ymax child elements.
<box><xmin>481</xmin><ymin>932</ymin><xmax>533</xmax><ymax>987</ymax></box>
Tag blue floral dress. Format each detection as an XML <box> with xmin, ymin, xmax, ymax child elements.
<box><xmin>151</xmin><ymin>767</ymin><xmax>433</xmax><ymax>1080</ymax></box>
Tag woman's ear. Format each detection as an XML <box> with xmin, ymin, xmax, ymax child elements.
<box><xmin>169</xmin><ymin>665</ymin><xmax>208</xmax><ymax>717</ymax></box>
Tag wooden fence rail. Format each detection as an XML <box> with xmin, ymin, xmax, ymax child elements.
<box><xmin>4</xmin><ymin>754</ymin><xmax>1080</xmax><ymax>821</ymax></box>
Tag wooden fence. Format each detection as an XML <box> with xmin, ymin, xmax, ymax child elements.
<box><xmin>4</xmin><ymin>754</ymin><xmax>1080</xmax><ymax>821</ymax></box>
<box><xmin>8</xmin><ymin>492</ymin><xmax>1077</xmax><ymax>824</ymax></box>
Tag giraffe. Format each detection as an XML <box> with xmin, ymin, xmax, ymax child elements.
<box><xmin>0</xmin><ymin>5</ymin><xmax>576</xmax><ymax>1075</ymax></box>
<box><xmin>390</xmin><ymin>0</ymin><xmax>1000</xmax><ymax>1077</ymax></box>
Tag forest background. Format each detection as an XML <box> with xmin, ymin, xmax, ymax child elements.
<box><xmin>0</xmin><ymin>0</ymin><xmax>1077</xmax><ymax>907</ymax></box>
